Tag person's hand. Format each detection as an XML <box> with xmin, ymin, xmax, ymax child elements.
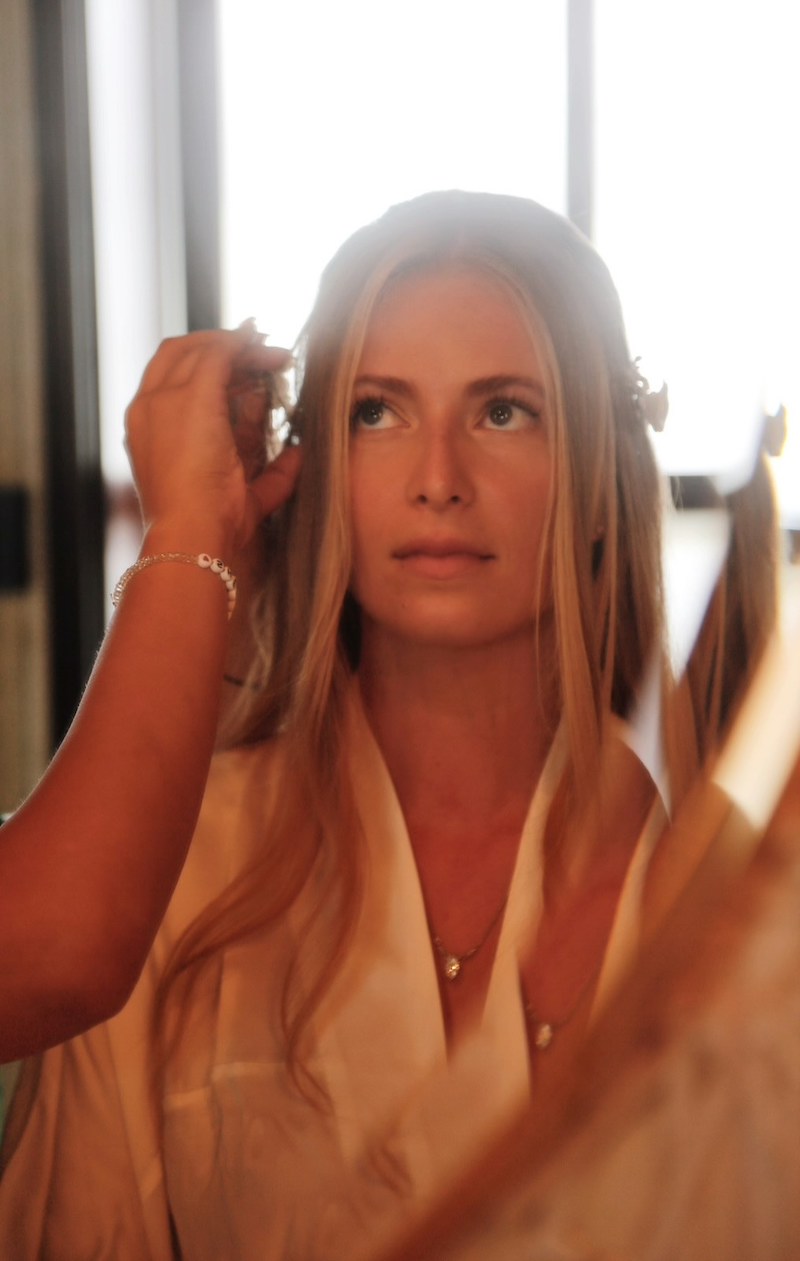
<box><xmin>125</xmin><ymin>327</ymin><xmax>302</xmax><ymax>554</ymax></box>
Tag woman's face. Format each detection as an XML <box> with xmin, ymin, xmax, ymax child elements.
<box><xmin>348</xmin><ymin>265</ymin><xmax>554</xmax><ymax>654</ymax></box>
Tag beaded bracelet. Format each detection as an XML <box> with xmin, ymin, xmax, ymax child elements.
<box><xmin>111</xmin><ymin>552</ymin><xmax>237</xmax><ymax>619</ymax></box>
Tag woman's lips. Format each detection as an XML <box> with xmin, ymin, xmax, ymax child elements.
<box><xmin>393</xmin><ymin>541</ymin><xmax>494</xmax><ymax>579</ymax></box>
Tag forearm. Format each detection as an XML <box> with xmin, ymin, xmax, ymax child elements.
<box><xmin>0</xmin><ymin>329</ymin><xmax>299</xmax><ymax>1061</ymax></box>
<box><xmin>0</xmin><ymin>526</ymin><xmax>232</xmax><ymax>1058</ymax></box>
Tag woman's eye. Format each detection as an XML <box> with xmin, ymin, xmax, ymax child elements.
<box><xmin>481</xmin><ymin>399</ymin><xmax>540</xmax><ymax>431</ymax></box>
<box><xmin>351</xmin><ymin>398</ymin><xmax>397</xmax><ymax>430</ymax></box>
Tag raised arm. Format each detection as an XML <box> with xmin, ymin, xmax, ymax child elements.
<box><xmin>0</xmin><ymin>327</ymin><xmax>301</xmax><ymax>1060</ymax></box>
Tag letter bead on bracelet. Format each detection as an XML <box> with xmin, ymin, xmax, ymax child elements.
<box><xmin>111</xmin><ymin>552</ymin><xmax>237</xmax><ymax>619</ymax></box>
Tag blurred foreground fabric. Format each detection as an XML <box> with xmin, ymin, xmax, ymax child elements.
<box><xmin>382</xmin><ymin>628</ymin><xmax>800</xmax><ymax>1261</ymax></box>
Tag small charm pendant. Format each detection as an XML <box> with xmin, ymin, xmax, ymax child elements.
<box><xmin>532</xmin><ymin>1021</ymin><xmax>554</xmax><ymax>1050</ymax></box>
<box><xmin>444</xmin><ymin>954</ymin><xmax>462</xmax><ymax>981</ymax></box>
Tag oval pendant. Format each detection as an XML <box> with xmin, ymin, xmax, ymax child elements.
<box><xmin>532</xmin><ymin>1021</ymin><xmax>554</xmax><ymax>1050</ymax></box>
<box><xmin>444</xmin><ymin>954</ymin><xmax>461</xmax><ymax>980</ymax></box>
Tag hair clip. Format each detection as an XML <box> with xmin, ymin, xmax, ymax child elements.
<box><xmin>628</xmin><ymin>358</ymin><xmax>669</xmax><ymax>433</ymax></box>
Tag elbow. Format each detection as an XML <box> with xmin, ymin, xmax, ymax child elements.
<box><xmin>2</xmin><ymin>961</ymin><xmax>141</xmax><ymax>1061</ymax></box>
<box><xmin>58</xmin><ymin>933</ymin><xmax>146</xmax><ymax>1028</ymax></box>
<box><xmin>0</xmin><ymin>884</ymin><xmax>155</xmax><ymax>1056</ymax></box>
<box><xmin>60</xmin><ymin>963</ymin><xmax>140</xmax><ymax>1030</ymax></box>
<box><xmin>33</xmin><ymin>934</ymin><xmax>146</xmax><ymax>1047</ymax></box>
<box><xmin>59</xmin><ymin>894</ymin><xmax>162</xmax><ymax>1026</ymax></box>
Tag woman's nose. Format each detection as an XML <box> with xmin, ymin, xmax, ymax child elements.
<box><xmin>407</xmin><ymin>428</ymin><xmax>475</xmax><ymax>509</ymax></box>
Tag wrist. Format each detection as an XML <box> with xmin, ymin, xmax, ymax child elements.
<box><xmin>112</xmin><ymin>550</ymin><xmax>238</xmax><ymax>621</ymax></box>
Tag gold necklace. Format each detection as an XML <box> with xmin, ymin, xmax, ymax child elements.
<box><xmin>430</xmin><ymin>897</ymin><xmax>508</xmax><ymax>981</ymax></box>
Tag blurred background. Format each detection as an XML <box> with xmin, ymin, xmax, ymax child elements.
<box><xmin>1</xmin><ymin>0</ymin><xmax>798</xmax><ymax>811</ymax></box>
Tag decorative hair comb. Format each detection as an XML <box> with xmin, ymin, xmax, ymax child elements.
<box><xmin>628</xmin><ymin>358</ymin><xmax>669</xmax><ymax>433</ymax></box>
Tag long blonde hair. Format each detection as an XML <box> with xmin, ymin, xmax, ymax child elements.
<box><xmin>156</xmin><ymin>191</ymin><xmax>665</xmax><ymax>1080</ymax></box>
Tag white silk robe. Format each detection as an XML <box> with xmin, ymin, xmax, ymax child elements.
<box><xmin>0</xmin><ymin>692</ymin><xmax>649</xmax><ymax>1260</ymax></box>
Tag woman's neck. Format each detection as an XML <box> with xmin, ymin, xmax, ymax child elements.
<box><xmin>357</xmin><ymin>624</ymin><xmax>559</xmax><ymax>1047</ymax></box>
<box><xmin>357</xmin><ymin>624</ymin><xmax>557</xmax><ymax>836</ymax></box>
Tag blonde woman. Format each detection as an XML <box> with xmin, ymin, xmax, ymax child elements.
<box><xmin>0</xmin><ymin>192</ymin><xmax>674</xmax><ymax>1258</ymax></box>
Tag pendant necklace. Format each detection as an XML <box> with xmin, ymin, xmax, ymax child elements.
<box><xmin>429</xmin><ymin>896</ymin><xmax>508</xmax><ymax>981</ymax></box>
<box><xmin>523</xmin><ymin>961</ymin><xmax>605</xmax><ymax>1051</ymax></box>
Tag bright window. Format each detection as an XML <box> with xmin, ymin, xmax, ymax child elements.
<box><xmin>218</xmin><ymin>1</ymin><xmax>569</xmax><ymax>348</ymax></box>
<box><xmin>594</xmin><ymin>0</ymin><xmax>800</xmax><ymax>525</ymax></box>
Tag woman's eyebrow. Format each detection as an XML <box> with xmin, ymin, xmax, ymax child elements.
<box><xmin>352</xmin><ymin>374</ymin><xmax>415</xmax><ymax>397</ymax></box>
<box><xmin>352</xmin><ymin>373</ymin><xmax>546</xmax><ymax>405</ymax></box>
<box><xmin>350</xmin><ymin>373</ymin><xmax>542</xmax><ymax>393</ymax></box>
<box><xmin>466</xmin><ymin>375</ymin><xmax>546</xmax><ymax>401</ymax></box>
